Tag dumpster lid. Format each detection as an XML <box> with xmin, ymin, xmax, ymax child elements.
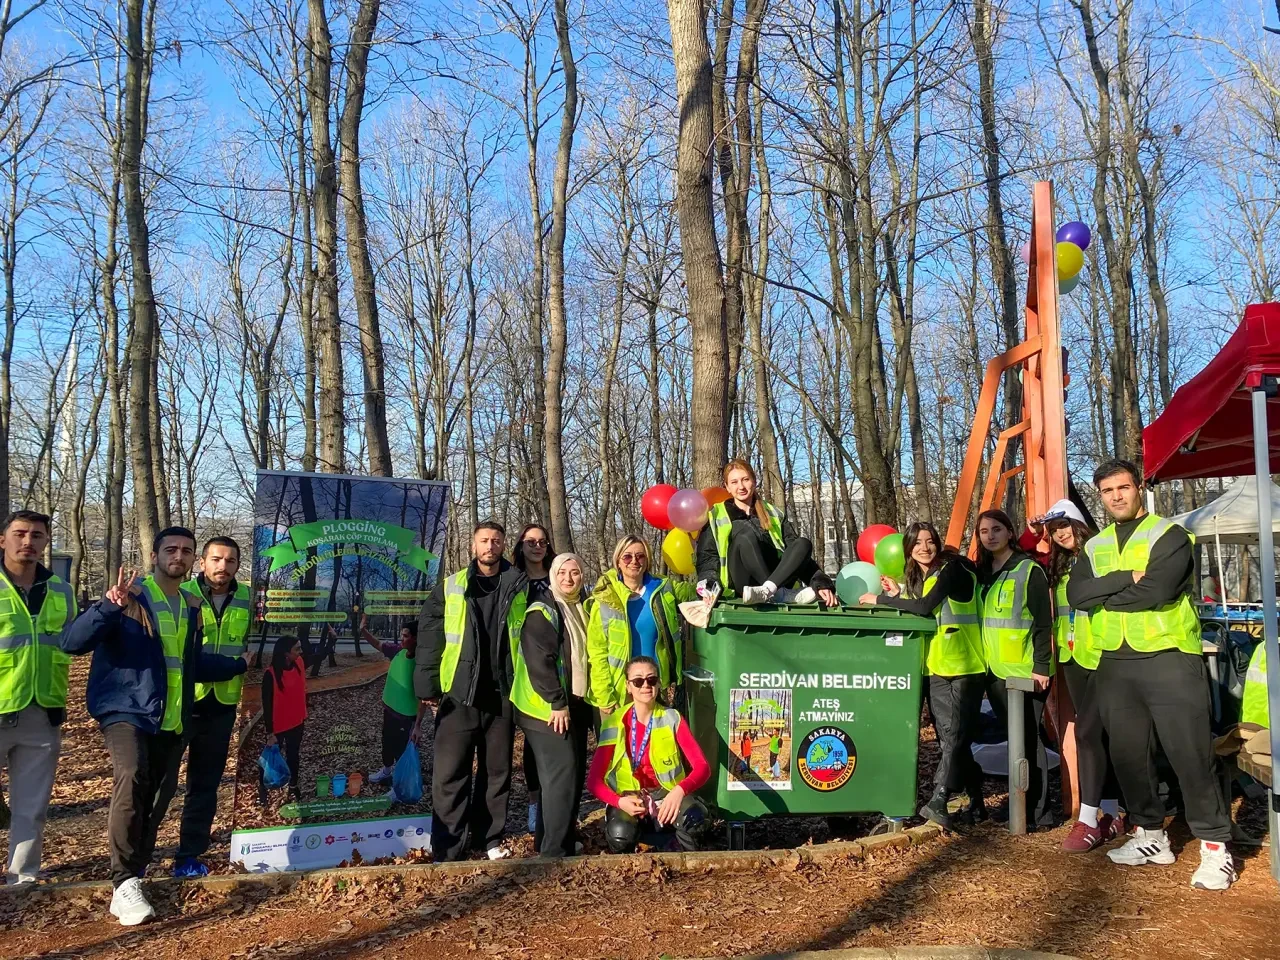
<box><xmin>707</xmin><ymin>601</ymin><xmax>936</xmax><ymax>633</ymax></box>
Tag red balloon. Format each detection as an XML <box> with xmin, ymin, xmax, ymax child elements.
<box><xmin>641</xmin><ymin>484</ymin><xmax>678</xmax><ymax>530</ymax></box>
<box><xmin>857</xmin><ymin>524</ymin><xmax>897</xmax><ymax>564</ymax></box>
<box><xmin>702</xmin><ymin>486</ymin><xmax>732</xmax><ymax>507</ymax></box>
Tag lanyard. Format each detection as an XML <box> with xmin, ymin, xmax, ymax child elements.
<box><xmin>628</xmin><ymin>711</ymin><xmax>654</xmax><ymax>774</ymax></box>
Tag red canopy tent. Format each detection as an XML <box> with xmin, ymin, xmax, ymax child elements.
<box><xmin>1142</xmin><ymin>301</ymin><xmax>1280</xmax><ymax>883</ymax></box>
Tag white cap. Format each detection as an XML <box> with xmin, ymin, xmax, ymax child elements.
<box><xmin>1042</xmin><ymin>498</ymin><xmax>1086</xmax><ymax>526</ymax></box>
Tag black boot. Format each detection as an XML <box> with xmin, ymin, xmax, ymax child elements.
<box><xmin>964</xmin><ymin>772</ymin><xmax>988</xmax><ymax>823</ymax></box>
<box><xmin>918</xmin><ymin>788</ymin><xmax>954</xmax><ymax>830</ymax></box>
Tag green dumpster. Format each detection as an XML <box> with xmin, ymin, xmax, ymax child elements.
<box><xmin>684</xmin><ymin>602</ymin><xmax>935</xmax><ymax>820</ymax></box>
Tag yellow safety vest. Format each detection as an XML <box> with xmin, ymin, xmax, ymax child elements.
<box><xmin>1054</xmin><ymin>573</ymin><xmax>1099</xmax><ymax>670</ymax></box>
<box><xmin>599</xmin><ymin>703</ymin><xmax>687</xmax><ymax>794</ymax></box>
<box><xmin>182</xmin><ymin>581</ymin><xmax>251</xmax><ymax>705</ymax></box>
<box><xmin>509</xmin><ymin>600</ymin><xmax>564</xmax><ymax>722</ymax></box>
<box><xmin>143</xmin><ymin>577</ymin><xmax>190</xmax><ymax>733</ymax></box>
<box><xmin>1082</xmin><ymin>514</ymin><xmax>1201</xmax><ymax>657</ymax></box>
<box><xmin>708</xmin><ymin>499</ymin><xmax>787</xmax><ymax>596</ymax></box>
<box><xmin>981</xmin><ymin>556</ymin><xmax>1042</xmax><ymax>680</ymax></box>
<box><xmin>439</xmin><ymin>568</ymin><xmax>529</xmax><ymax>697</ymax></box>
<box><xmin>908</xmin><ymin>566</ymin><xmax>984</xmax><ymax>677</ymax></box>
<box><xmin>0</xmin><ymin>569</ymin><xmax>75</xmax><ymax>713</ymax></box>
<box><xmin>586</xmin><ymin>570</ymin><xmax>682</xmax><ymax>711</ymax></box>
<box><xmin>1242</xmin><ymin>643</ymin><xmax>1269</xmax><ymax>728</ymax></box>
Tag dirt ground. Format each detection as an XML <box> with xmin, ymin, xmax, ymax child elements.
<box><xmin>2</xmin><ymin>659</ymin><xmax>1278</xmax><ymax>959</ymax></box>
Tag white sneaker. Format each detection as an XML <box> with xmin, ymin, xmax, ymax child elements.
<box><xmin>1106</xmin><ymin>826</ymin><xmax>1176</xmax><ymax>866</ymax></box>
<box><xmin>368</xmin><ymin>766</ymin><xmax>393</xmax><ymax>784</ymax></box>
<box><xmin>741</xmin><ymin>585</ymin><xmax>775</xmax><ymax>605</ymax></box>
<box><xmin>1191</xmin><ymin>841</ymin><xmax>1237</xmax><ymax>891</ymax></box>
<box><xmin>792</xmin><ymin>587</ymin><xmax>817</xmax><ymax>604</ymax></box>
<box><xmin>109</xmin><ymin>877</ymin><xmax>155</xmax><ymax>926</ymax></box>
<box><xmin>486</xmin><ymin>846</ymin><xmax>511</xmax><ymax>861</ymax></box>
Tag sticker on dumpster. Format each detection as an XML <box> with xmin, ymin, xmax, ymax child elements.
<box><xmin>884</xmin><ymin>633</ymin><xmax>903</xmax><ymax>647</ymax></box>
<box><xmin>726</xmin><ymin>688</ymin><xmax>792</xmax><ymax>792</ymax></box>
<box><xmin>796</xmin><ymin>727</ymin><xmax>856</xmax><ymax>791</ymax></box>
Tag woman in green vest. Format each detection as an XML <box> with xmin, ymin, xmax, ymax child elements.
<box><xmin>362</xmin><ymin>617</ymin><xmax>427</xmax><ymax>786</ymax></box>
<box><xmin>694</xmin><ymin>459</ymin><xmax>837</xmax><ymax>606</ymax></box>
<box><xmin>976</xmin><ymin>508</ymin><xmax>1056</xmax><ymax>828</ymax></box>
<box><xmin>863</xmin><ymin>521</ymin><xmax>986</xmax><ymax>828</ymax></box>
<box><xmin>1041</xmin><ymin>499</ymin><xmax>1127</xmax><ymax>852</ymax></box>
<box><xmin>586</xmin><ymin>536</ymin><xmax>694</xmax><ymax>715</ymax></box>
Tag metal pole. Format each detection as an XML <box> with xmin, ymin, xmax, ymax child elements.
<box><xmin>1006</xmin><ymin>676</ymin><xmax>1034</xmax><ymax>835</ymax></box>
<box><xmin>1250</xmin><ymin>385</ymin><xmax>1280</xmax><ymax>884</ymax></box>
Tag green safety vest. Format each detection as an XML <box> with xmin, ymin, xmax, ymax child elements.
<box><xmin>509</xmin><ymin>600</ymin><xmax>564</xmax><ymax>721</ymax></box>
<box><xmin>1242</xmin><ymin>643</ymin><xmax>1269</xmax><ymax>728</ymax></box>
<box><xmin>599</xmin><ymin>703</ymin><xmax>686</xmax><ymax>794</ymax></box>
<box><xmin>439</xmin><ymin>568</ymin><xmax>530</xmax><ymax>697</ymax></box>
<box><xmin>907</xmin><ymin>567</ymin><xmax>984</xmax><ymax>677</ymax></box>
<box><xmin>0</xmin><ymin>569</ymin><xmax>75</xmax><ymax>713</ymax></box>
<box><xmin>708</xmin><ymin>499</ymin><xmax>787</xmax><ymax>596</ymax></box>
<box><xmin>1083</xmin><ymin>514</ymin><xmax>1202</xmax><ymax>657</ymax></box>
<box><xmin>1054</xmin><ymin>573</ymin><xmax>1099</xmax><ymax>670</ymax></box>
<box><xmin>143</xmin><ymin>577</ymin><xmax>190</xmax><ymax>733</ymax></box>
<box><xmin>981</xmin><ymin>556</ymin><xmax>1042</xmax><ymax>680</ymax></box>
<box><xmin>383</xmin><ymin>649</ymin><xmax>419</xmax><ymax>717</ymax></box>
<box><xmin>586</xmin><ymin>570</ymin><xmax>682</xmax><ymax>711</ymax></box>
<box><xmin>182</xmin><ymin>581</ymin><xmax>251</xmax><ymax>705</ymax></box>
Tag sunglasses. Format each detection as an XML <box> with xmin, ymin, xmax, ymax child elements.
<box><xmin>628</xmin><ymin>675</ymin><xmax>660</xmax><ymax>689</ymax></box>
<box><xmin>620</xmin><ymin>553</ymin><xmax>645</xmax><ymax>564</ymax></box>
<box><xmin>523</xmin><ymin>538</ymin><xmax>549</xmax><ymax>548</ymax></box>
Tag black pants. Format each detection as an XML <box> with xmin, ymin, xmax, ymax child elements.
<box><xmin>1095</xmin><ymin>651</ymin><xmax>1230</xmax><ymax>841</ymax></box>
<box><xmin>727</xmin><ymin>521</ymin><xmax>818</xmax><ymax>593</ymax></box>
<box><xmin>1061</xmin><ymin>658</ymin><xmax>1124</xmax><ymax>810</ymax></box>
<box><xmin>569</xmin><ymin>697</ymin><xmax>594</xmax><ymax>831</ymax></box>
<box><xmin>604</xmin><ymin>789</ymin><xmax>709</xmax><ymax>853</ymax></box>
<box><xmin>519</xmin><ymin>713</ymin><xmax>578</xmax><ymax>858</ymax></box>
<box><xmin>431</xmin><ymin>696</ymin><xmax>514</xmax><ymax>861</ymax></box>
<box><xmin>523</xmin><ymin>737</ymin><xmax>540</xmax><ymax>812</ymax></box>
<box><xmin>176</xmin><ymin>703</ymin><xmax>237</xmax><ymax>860</ymax></box>
<box><xmin>382</xmin><ymin>706</ymin><xmax>416</xmax><ymax>769</ymax></box>
<box><xmin>103</xmin><ymin>723</ymin><xmax>186</xmax><ymax>886</ymax></box>
<box><xmin>927</xmin><ymin>673</ymin><xmax>986</xmax><ymax>797</ymax></box>
<box><xmin>985</xmin><ymin>673</ymin><xmax>1053</xmax><ymax>827</ymax></box>
<box><xmin>258</xmin><ymin>723</ymin><xmax>304</xmax><ymax>804</ymax></box>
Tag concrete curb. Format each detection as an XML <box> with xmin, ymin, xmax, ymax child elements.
<box><xmin>681</xmin><ymin>951</ymin><xmax>1077</xmax><ymax>960</ymax></box>
<box><xmin>0</xmin><ymin>822</ymin><xmax>943</xmax><ymax>902</ymax></box>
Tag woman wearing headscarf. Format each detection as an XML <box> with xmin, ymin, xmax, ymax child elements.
<box><xmin>548</xmin><ymin>553</ymin><xmax>594</xmax><ymax>840</ymax></box>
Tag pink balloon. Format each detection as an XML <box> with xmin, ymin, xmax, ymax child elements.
<box><xmin>667</xmin><ymin>488</ymin><xmax>710</xmax><ymax>533</ymax></box>
<box><xmin>1018</xmin><ymin>239</ymin><xmax>1031</xmax><ymax>265</ymax></box>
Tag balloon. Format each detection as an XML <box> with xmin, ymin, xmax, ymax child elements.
<box><xmin>874</xmin><ymin>533</ymin><xmax>906</xmax><ymax>581</ymax></box>
<box><xmin>856</xmin><ymin>524</ymin><xmax>897</xmax><ymax>564</ymax></box>
<box><xmin>1056</xmin><ymin>221</ymin><xmax>1092</xmax><ymax>251</ymax></box>
<box><xmin>836</xmin><ymin>561</ymin><xmax>883</xmax><ymax>605</ymax></box>
<box><xmin>667</xmin><ymin>488</ymin><xmax>710</xmax><ymax>533</ymax></box>
<box><xmin>1055</xmin><ymin>241</ymin><xmax>1084</xmax><ymax>281</ymax></box>
<box><xmin>1018</xmin><ymin>239</ymin><xmax>1031</xmax><ymax>265</ymax></box>
<box><xmin>641</xmin><ymin>484</ymin><xmax>677</xmax><ymax>530</ymax></box>
<box><xmin>1059</xmin><ymin>273</ymin><xmax>1081</xmax><ymax>295</ymax></box>
<box><xmin>702</xmin><ymin>486</ymin><xmax>732</xmax><ymax>507</ymax></box>
<box><xmin>662</xmin><ymin>528</ymin><xmax>696</xmax><ymax>576</ymax></box>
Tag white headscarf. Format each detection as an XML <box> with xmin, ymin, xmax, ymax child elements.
<box><xmin>549</xmin><ymin>553</ymin><xmax>590</xmax><ymax>698</ymax></box>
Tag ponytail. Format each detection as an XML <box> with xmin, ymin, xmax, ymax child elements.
<box><xmin>723</xmin><ymin>459</ymin><xmax>772</xmax><ymax>531</ymax></box>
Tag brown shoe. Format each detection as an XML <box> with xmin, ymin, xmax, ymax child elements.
<box><xmin>1061</xmin><ymin>818</ymin><xmax>1106</xmax><ymax>853</ymax></box>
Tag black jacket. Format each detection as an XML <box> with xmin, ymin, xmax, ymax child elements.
<box><xmin>415</xmin><ymin>560</ymin><xmax>529</xmax><ymax>705</ymax></box>
<box><xmin>694</xmin><ymin>499</ymin><xmax>834</xmax><ymax>591</ymax></box>
<box><xmin>879</xmin><ymin>554</ymin><xmax>977</xmax><ymax>616</ymax></box>
<box><xmin>518</xmin><ymin>602</ymin><xmax>568</xmax><ymax>716</ymax></box>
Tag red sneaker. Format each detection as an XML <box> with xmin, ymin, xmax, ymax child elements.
<box><xmin>1102</xmin><ymin>813</ymin><xmax>1126</xmax><ymax>841</ymax></box>
<box><xmin>1061</xmin><ymin>818</ymin><xmax>1105</xmax><ymax>853</ymax></box>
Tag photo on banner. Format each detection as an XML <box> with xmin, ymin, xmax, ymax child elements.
<box><xmin>230</xmin><ymin>470</ymin><xmax>450</xmax><ymax>872</ymax></box>
<box><xmin>726</xmin><ymin>687</ymin><xmax>792</xmax><ymax>791</ymax></box>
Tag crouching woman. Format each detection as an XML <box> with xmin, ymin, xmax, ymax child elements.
<box><xmin>587</xmin><ymin>656</ymin><xmax>711</xmax><ymax>853</ymax></box>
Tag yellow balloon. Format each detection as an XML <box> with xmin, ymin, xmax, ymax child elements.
<box><xmin>1056</xmin><ymin>241</ymin><xmax>1084</xmax><ymax>281</ymax></box>
<box><xmin>662</xmin><ymin>528</ymin><xmax>696</xmax><ymax>576</ymax></box>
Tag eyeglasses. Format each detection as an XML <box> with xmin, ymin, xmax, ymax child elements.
<box><xmin>522</xmin><ymin>538</ymin><xmax>549</xmax><ymax>548</ymax></box>
<box><xmin>628</xmin><ymin>675</ymin><xmax>660</xmax><ymax>689</ymax></box>
<box><xmin>619</xmin><ymin>553</ymin><xmax>645</xmax><ymax>564</ymax></box>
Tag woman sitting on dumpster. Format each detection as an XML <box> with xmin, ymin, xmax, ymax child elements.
<box><xmin>587</xmin><ymin>536</ymin><xmax>693</xmax><ymax>716</ymax></box>
<box><xmin>976</xmin><ymin>508</ymin><xmax>1056</xmax><ymax>829</ymax></box>
<box><xmin>859</xmin><ymin>521</ymin><xmax>986</xmax><ymax>829</ymax></box>
<box><xmin>695</xmin><ymin>459</ymin><xmax>837</xmax><ymax>606</ymax></box>
<box><xmin>1040</xmin><ymin>499</ymin><xmax>1127</xmax><ymax>852</ymax></box>
<box><xmin>587</xmin><ymin>655</ymin><xmax>711</xmax><ymax>852</ymax></box>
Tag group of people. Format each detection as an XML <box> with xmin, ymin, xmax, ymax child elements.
<box><xmin>0</xmin><ymin>453</ymin><xmax>1261</xmax><ymax>931</ymax></box>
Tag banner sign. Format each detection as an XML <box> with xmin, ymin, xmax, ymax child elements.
<box><xmin>229</xmin><ymin>814</ymin><xmax>432</xmax><ymax>873</ymax></box>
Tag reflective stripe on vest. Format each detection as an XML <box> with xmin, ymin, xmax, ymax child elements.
<box><xmin>0</xmin><ymin>571</ymin><xmax>75</xmax><ymax>713</ymax></box>
<box><xmin>1241</xmin><ymin>643</ymin><xmax>1269</xmax><ymax>728</ymax></box>
<box><xmin>708</xmin><ymin>500</ymin><xmax>787</xmax><ymax>596</ymax></box>
<box><xmin>143</xmin><ymin>577</ymin><xmax>189</xmax><ymax>733</ymax></box>
<box><xmin>1083</xmin><ymin>515</ymin><xmax>1202</xmax><ymax>657</ymax></box>
<box><xmin>183</xmin><ymin>581</ymin><xmax>251</xmax><ymax>705</ymax></box>
<box><xmin>601</xmin><ymin>704</ymin><xmax>687</xmax><ymax>794</ymax></box>
<box><xmin>509</xmin><ymin>600</ymin><xmax>564</xmax><ymax>721</ymax></box>
<box><xmin>912</xmin><ymin>567</ymin><xmax>984</xmax><ymax>677</ymax></box>
<box><xmin>440</xmin><ymin>570</ymin><xmax>469</xmax><ymax>695</ymax></box>
<box><xmin>981</xmin><ymin>557</ymin><xmax>1038</xmax><ymax>680</ymax></box>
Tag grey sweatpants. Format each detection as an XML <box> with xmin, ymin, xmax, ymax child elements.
<box><xmin>0</xmin><ymin>704</ymin><xmax>62</xmax><ymax>882</ymax></box>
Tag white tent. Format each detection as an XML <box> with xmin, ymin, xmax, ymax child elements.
<box><xmin>1172</xmin><ymin>476</ymin><xmax>1280</xmax><ymax>545</ymax></box>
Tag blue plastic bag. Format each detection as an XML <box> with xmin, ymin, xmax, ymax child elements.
<box><xmin>259</xmin><ymin>744</ymin><xmax>290</xmax><ymax>789</ymax></box>
<box><xmin>391</xmin><ymin>742</ymin><xmax>423</xmax><ymax>803</ymax></box>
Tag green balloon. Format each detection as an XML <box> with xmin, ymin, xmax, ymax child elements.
<box><xmin>874</xmin><ymin>533</ymin><xmax>906</xmax><ymax>581</ymax></box>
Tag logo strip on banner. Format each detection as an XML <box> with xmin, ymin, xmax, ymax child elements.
<box><xmin>230</xmin><ymin>815</ymin><xmax>432</xmax><ymax>873</ymax></box>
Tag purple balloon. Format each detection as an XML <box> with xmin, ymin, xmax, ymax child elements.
<box><xmin>1056</xmin><ymin>221</ymin><xmax>1092</xmax><ymax>251</ymax></box>
<box><xmin>667</xmin><ymin>488</ymin><xmax>710</xmax><ymax>533</ymax></box>
<box><xmin>1018</xmin><ymin>239</ymin><xmax>1032</xmax><ymax>265</ymax></box>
